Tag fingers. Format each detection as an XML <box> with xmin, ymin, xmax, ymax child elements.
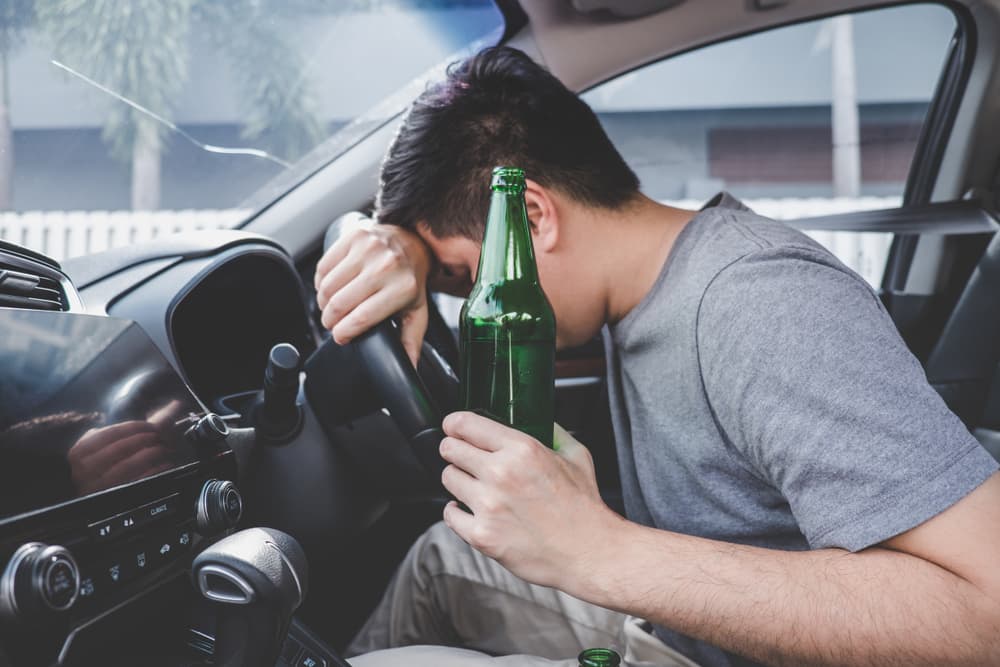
<box><xmin>441</xmin><ymin>463</ymin><xmax>482</xmax><ymax>508</ymax></box>
<box><xmin>316</xmin><ymin>242</ymin><xmax>368</xmax><ymax>310</ymax></box>
<box><xmin>399</xmin><ymin>304</ymin><xmax>429</xmax><ymax>368</ymax></box>
<box><xmin>313</xmin><ymin>223</ymin><xmax>429</xmax><ymax>345</ymax></box>
<box><xmin>70</xmin><ymin>421</ymin><xmax>157</xmax><ymax>459</ymax></box>
<box><xmin>70</xmin><ymin>431</ymin><xmax>161</xmax><ymax>476</ymax></box>
<box><xmin>330</xmin><ymin>287</ymin><xmax>415</xmax><ymax>345</ymax></box>
<box><xmin>320</xmin><ymin>270</ymin><xmax>382</xmax><ymax>333</ymax></box>
<box><xmin>148</xmin><ymin>400</ymin><xmax>186</xmax><ymax>430</ymax></box>
<box><xmin>442</xmin><ymin>411</ymin><xmax>527</xmax><ymax>452</ymax></box>
<box><xmin>314</xmin><ymin>234</ymin><xmax>353</xmax><ymax>289</ymax></box>
<box><xmin>314</xmin><ymin>216</ymin><xmax>373</xmax><ymax>287</ymax></box>
<box><xmin>442</xmin><ymin>500</ymin><xmax>477</xmax><ymax>541</ymax></box>
<box><xmin>90</xmin><ymin>445</ymin><xmax>174</xmax><ymax>493</ymax></box>
<box><xmin>439</xmin><ymin>436</ymin><xmax>491</xmax><ymax>477</ymax></box>
<box><xmin>69</xmin><ymin>429</ymin><xmax>166</xmax><ymax>495</ymax></box>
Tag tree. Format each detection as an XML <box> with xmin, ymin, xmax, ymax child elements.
<box><xmin>0</xmin><ymin>0</ymin><xmax>35</xmax><ymax>210</ymax></box>
<box><xmin>194</xmin><ymin>0</ymin><xmax>324</xmax><ymax>163</ymax></box>
<box><xmin>39</xmin><ymin>0</ymin><xmax>195</xmax><ymax>210</ymax></box>
<box><xmin>38</xmin><ymin>0</ymin><xmax>326</xmax><ymax>211</ymax></box>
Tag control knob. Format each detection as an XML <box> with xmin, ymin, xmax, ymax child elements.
<box><xmin>0</xmin><ymin>543</ymin><xmax>80</xmax><ymax>622</ymax></box>
<box><xmin>196</xmin><ymin>479</ymin><xmax>243</xmax><ymax>535</ymax></box>
<box><xmin>186</xmin><ymin>412</ymin><xmax>230</xmax><ymax>445</ymax></box>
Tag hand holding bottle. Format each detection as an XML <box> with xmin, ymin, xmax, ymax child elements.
<box><xmin>314</xmin><ymin>216</ymin><xmax>433</xmax><ymax>366</ymax></box>
<box><xmin>438</xmin><ymin>412</ymin><xmax>625</xmax><ymax>591</ymax></box>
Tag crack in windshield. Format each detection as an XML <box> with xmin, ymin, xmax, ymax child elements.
<box><xmin>51</xmin><ymin>59</ymin><xmax>293</xmax><ymax>169</ymax></box>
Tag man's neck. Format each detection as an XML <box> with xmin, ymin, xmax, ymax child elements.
<box><xmin>596</xmin><ymin>195</ymin><xmax>695</xmax><ymax>325</ymax></box>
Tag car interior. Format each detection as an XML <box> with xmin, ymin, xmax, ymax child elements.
<box><xmin>2</xmin><ymin>0</ymin><xmax>1000</xmax><ymax>665</ymax></box>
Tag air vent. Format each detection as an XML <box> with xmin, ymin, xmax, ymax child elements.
<box><xmin>0</xmin><ymin>264</ymin><xmax>66</xmax><ymax>311</ymax></box>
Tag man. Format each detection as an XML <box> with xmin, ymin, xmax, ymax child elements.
<box><xmin>314</xmin><ymin>47</ymin><xmax>1000</xmax><ymax>666</ymax></box>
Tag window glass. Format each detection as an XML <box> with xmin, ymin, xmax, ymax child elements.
<box><xmin>581</xmin><ymin>3</ymin><xmax>956</xmax><ymax>286</ymax></box>
<box><xmin>0</xmin><ymin>0</ymin><xmax>503</xmax><ymax>259</ymax></box>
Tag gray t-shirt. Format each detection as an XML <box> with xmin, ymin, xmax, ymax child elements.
<box><xmin>604</xmin><ymin>193</ymin><xmax>998</xmax><ymax>667</ymax></box>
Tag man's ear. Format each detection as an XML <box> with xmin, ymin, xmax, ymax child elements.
<box><xmin>524</xmin><ymin>178</ymin><xmax>559</xmax><ymax>253</ymax></box>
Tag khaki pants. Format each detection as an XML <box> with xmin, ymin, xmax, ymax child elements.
<box><xmin>346</xmin><ymin>522</ymin><xmax>700</xmax><ymax>667</ymax></box>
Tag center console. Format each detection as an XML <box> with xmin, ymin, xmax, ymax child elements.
<box><xmin>0</xmin><ymin>241</ymin><xmax>353</xmax><ymax>667</ymax></box>
<box><xmin>0</xmin><ymin>309</ymin><xmax>241</xmax><ymax>665</ymax></box>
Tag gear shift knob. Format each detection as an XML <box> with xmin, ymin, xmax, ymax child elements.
<box><xmin>192</xmin><ymin>527</ymin><xmax>308</xmax><ymax>667</ymax></box>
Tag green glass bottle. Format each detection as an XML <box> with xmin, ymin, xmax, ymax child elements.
<box><xmin>577</xmin><ymin>648</ymin><xmax>622</xmax><ymax>667</ymax></box>
<box><xmin>460</xmin><ymin>166</ymin><xmax>556</xmax><ymax>447</ymax></box>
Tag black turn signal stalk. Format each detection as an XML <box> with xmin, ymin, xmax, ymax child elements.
<box><xmin>251</xmin><ymin>343</ymin><xmax>303</xmax><ymax>445</ymax></box>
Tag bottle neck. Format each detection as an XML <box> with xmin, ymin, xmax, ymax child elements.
<box><xmin>475</xmin><ymin>189</ymin><xmax>539</xmax><ymax>285</ymax></box>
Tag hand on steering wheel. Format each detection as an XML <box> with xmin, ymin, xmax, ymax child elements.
<box><xmin>314</xmin><ymin>212</ymin><xmax>433</xmax><ymax>367</ymax></box>
<box><xmin>314</xmin><ymin>213</ymin><xmax>459</xmax><ymax>480</ymax></box>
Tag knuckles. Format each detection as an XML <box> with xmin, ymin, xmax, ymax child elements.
<box><xmin>468</xmin><ymin>523</ymin><xmax>497</xmax><ymax>554</ymax></box>
<box><xmin>477</xmin><ymin>494</ymin><xmax>503</xmax><ymax>516</ymax></box>
<box><xmin>490</xmin><ymin>461</ymin><xmax>517</xmax><ymax>489</ymax></box>
<box><xmin>507</xmin><ymin>436</ymin><xmax>539</xmax><ymax>463</ymax></box>
<box><xmin>343</xmin><ymin>226</ymin><xmax>368</xmax><ymax>245</ymax></box>
<box><xmin>360</xmin><ymin>231</ymin><xmax>389</xmax><ymax>257</ymax></box>
<box><xmin>397</xmin><ymin>272</ymin><xmax>419</xmax><ymax>298</ymax></box>
<box><xmin>372</xmin><ymin>247</ymin><xmax>400</xmax><ymax>274</ymax></box>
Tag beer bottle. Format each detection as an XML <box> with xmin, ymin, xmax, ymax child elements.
<box><xmin>577</xmin><ymin>648</ymin><xmax>622</xmax><ymax>667</ymax></box>
<box><xmin>460</xmin><ymin>166</ymin><xmax>556</xmax><ymax>447</ymax></box>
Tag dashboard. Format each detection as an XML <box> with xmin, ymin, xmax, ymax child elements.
<box><xmin>0</xmin><ymin>232</ymin><xmax>369</xmax><ymax>666</ymax></box>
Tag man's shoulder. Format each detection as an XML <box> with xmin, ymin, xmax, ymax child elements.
<box><xmin>682</xmin><ymin>197</ymin><xmax>845</xmax><ymax>292</ymax></box>
<box><xmin>701</xmin><ymin>196</ymin><xmax>822</xmax><ymax>253</ymax></box>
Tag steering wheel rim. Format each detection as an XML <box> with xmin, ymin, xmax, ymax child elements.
<box><xmin>353</xmin><ymin>318</ymin><xmax>457</xmax><ymax>479</ymax></box>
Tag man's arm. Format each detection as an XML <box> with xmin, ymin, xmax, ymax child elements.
<box><xmin>582</xmin><ymin>474</ymin><xmax>1000</xmax><ymax>667</ymax></box>
<box><xmin>440</xmin><ymin>413</ymin><xmax>1000</xmax><ymax>667</ymax></box>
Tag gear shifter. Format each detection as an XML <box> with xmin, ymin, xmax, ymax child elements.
<box><xmin>192</xmin><ymin>528</ymin><xmax>308</xmax><ymax>667</ymax></box>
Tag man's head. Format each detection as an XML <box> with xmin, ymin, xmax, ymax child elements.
<box><xmin>376</xmin><ymin>46</ymin><xmax>640</xmax><ymax>346</ymax></box>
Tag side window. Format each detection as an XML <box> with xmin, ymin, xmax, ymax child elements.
<box><xmin>581</xmin><ymin>4</ymin><xmax>956</xmax><ymax>287</ymax></box>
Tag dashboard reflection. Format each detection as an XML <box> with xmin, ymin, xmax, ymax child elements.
<box><xmin>0</xmin><ymin>310</ymin><xmax>205</xmax><ymax>519</ymax></box>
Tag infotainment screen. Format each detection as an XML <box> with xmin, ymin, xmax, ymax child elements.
<box><xmin>0</xmin><ymin>309</ymin><xmax>207</xmax><ymax>520</ymax></box>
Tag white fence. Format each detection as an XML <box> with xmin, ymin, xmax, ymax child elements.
<box><xmin>0</xmin><ymin>209</ymin><xmax>249</xmax><ymax>263</ymax></box>
<box><xmin>0</xmin><ymin>196</ymin><xmax>901</xmax><ymax>286</ymax></box>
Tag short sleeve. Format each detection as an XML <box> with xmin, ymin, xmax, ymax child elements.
<box><xmin>697</xmin><ymin>245</ymin><xmax>997</xmax><ymax>551</ymax></box>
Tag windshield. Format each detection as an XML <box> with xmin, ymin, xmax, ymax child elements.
<box><xmin>0</xmin><ymin>0</ymin><xmax>503</xmax><ymax>261</ymax></box>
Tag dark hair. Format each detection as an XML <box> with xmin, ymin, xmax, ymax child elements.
<box><xmin>375</xmin><ymin>46</ymin><xmax>640</xmax><ymax>240</ymax></box>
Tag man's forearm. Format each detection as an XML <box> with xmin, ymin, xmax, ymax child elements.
<box><xmin>568</xmin><ymin>518</ymin><xmax>1000</xmax><ymax>666</ymax></box>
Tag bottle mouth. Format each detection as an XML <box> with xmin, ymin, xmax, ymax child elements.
<box><xmin>577</xmin><ymin>648</ymin><xmax>621</xmax><ymax>667</ymax></box>
<box><xmin>491</xmin><ymin>166</ymin><xmax>526</xmax><ymax>193</ymax></box>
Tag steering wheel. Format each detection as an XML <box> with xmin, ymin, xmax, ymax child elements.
<box><xmin>353</xmin><ymin>319</ymin><xmax>458</xmax><ymax>479</ymax></box>
<box><xmin>319</xmin><ymin>212</ymin><xmax>459</xmax><ymax>481</ymax></box>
